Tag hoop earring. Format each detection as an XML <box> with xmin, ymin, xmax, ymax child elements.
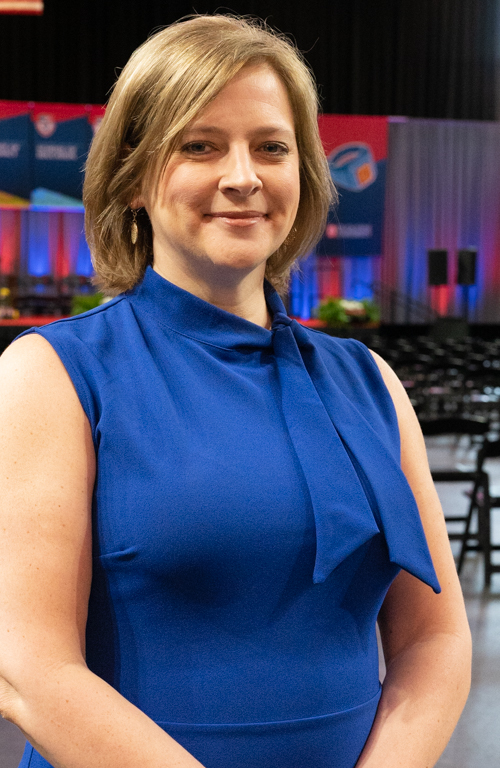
<box><xmin>130</xmin><ymin>209</ymin><xmax>138</xmax><ymax>245</ymax></box>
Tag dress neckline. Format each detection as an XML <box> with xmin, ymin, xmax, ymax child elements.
<box><xmin>130</xmin><ymin>265</ymin><xmax>288</xmax><ymax>350</ymax></box>
<box><xmin>126</xmin><ymin>266</ymin><xmax>440</xmax><ymax>593</ymax></box>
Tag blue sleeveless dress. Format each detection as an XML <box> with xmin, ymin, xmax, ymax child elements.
<box><xmin>17</xmin><ymin>266</ymin><xmax>439</xmax><ymax>768</ymax></box>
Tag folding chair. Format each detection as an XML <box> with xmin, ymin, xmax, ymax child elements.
<box><xmin>466</xmin><ymin>439</ymin><xmax>500</xmax><ymax>587</ymax></box>
<box><xmin>419</xmin><ymin>416</ymin><xmax>490</xmax><ymax>577</ymax></box>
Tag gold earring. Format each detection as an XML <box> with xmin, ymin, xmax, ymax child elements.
<box><xmin>130</xmin><ymin>209</ymin><xmax>138</xmax><ymax>245</ymax></box>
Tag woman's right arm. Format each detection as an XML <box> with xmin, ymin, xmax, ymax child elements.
<box><xmin>0</xmin><ymin>334</ymin><xmax>204</xmax><ymax>768</ymax></box>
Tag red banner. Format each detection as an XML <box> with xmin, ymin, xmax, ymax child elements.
<box><xmin>317</xmin><ymin>115</ymin><xmax>389</xmax><ymax>257</ymax></box>
<box><xmin>0</xmin><ymin>1</ymin><xmax>43</xmax><ymax>13</ymax></box>
<box><xmin>87</xmin><ymin>105</ymin><xmax>106</xmax><ymax>137</ymax></box>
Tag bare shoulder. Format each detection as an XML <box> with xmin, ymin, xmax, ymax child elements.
<box><xmin>0</xmin><ymin>331</ymin><xmax>94</xmax><ymax>510</ymax></box>
<box><xmin>368</xmin><ymin>348</ymin><xmax>428</xmax><ymax>466</ymax></box>
<box><xmin>0</xmin><ymin>333</ymin><xmax>94</xmax><ymax>700</ymax></box>
<box><xmin>0</xmin><ymin>333</ymin><xmax>90</xmax><ymax>438</ymax></box>
<box><xmin>368</xmin><ymin>347</ymin><xmax>441</xmax><ymax>506</ymax></box>
<box><xmin>0</xmin><ymin>331</ymin><xmax>78</xmax><ymax>396</ymax></box>
<box><xmin>368</xmin><ymin>349</ymin><xmax>469</xmax><ymax>654</ymax></box>
<box><xmin>368</xmin><ymin>348</ymin><xmax>417</xmax><ymax>420</ymax></box>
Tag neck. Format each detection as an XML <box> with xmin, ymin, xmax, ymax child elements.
<box><xmin>152</xmin><ymin>261</ymin><xmax>272</xmax><ymax>329</ymax></box>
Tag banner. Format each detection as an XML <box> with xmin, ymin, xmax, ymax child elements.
<box><xmin>0</xmin><ymin>101</ymin><xmax>32</xmax><ymax>199</ymax></box>
<box><xmin>0</xmin><ymin>101</ymin><xmax>100</xmax><ymax>283</ymax></box>
<box><xmin>88</xmin><ymin>105</ymin><xmax>106</xmax><ymax>138</ymax></box>
<box><xmin>0</xmin><ymin>1</ymin><xmax>43</xmax><ymax>13</ymax></box>
<box><xmin>317</xmin><ymin>115</ymin><xmax>388</xmax><ymax>257</ymax></box>
<box><xmin>32</xmin><ymin>103</ymin><xmax>93</xmax><ymax>199</ymax></box>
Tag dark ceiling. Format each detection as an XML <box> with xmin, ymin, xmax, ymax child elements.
<box><xmin>0</xmin><ymin>0</ymin><xmax>496</xmax><ymax>119</ymax></box>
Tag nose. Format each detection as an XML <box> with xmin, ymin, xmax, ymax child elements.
<box><xmin>218</xmin><ymin>144</ymin><xmax>263</xmax><ymax>197</ymax></box>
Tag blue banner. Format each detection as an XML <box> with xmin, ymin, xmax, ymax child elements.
<box><xmin>0</xmin><ymin>102</ymin><xmax>32</xmax><ymax>199</ymax></box>
<box><xmin>32</xmin><ymin>103</ymin><xmax>93</xmax><ymax>199</ymax></box>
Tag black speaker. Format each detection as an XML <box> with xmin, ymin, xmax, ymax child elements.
<box><xmin>427</xmin><ymin>249</ymin><xmax>448</xmax><ymax>286</ymax></box>
<box><xmin>457</xmin><ymin>249</ymin><xmax>477</xmax><ymax>285</ymax></box>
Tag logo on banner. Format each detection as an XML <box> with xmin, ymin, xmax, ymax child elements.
<box><xmin>328</xmin><ymin>142</ymin><xmax>377</xmax><ymax>192</ymax></box>
<box><xmin>0</xmin><ymin>142</ymin><xmax>21</xmax><ymax>158</ymax></box>
<box><xmin>35</xmin><ymin>144</ymin><xmax>78</xmax><ymax>161</ymax></box>
<box><xmin>325</xmin><ymin>223</ymin><xmax>373</xmax><ymax>239</ymax></box>
<box><xmin>34</xmin><ymin>113</ymin><xmax>56</xmax><ymax>138</ymax></box>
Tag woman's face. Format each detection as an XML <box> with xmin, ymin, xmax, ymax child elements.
<box><xmin>140</xmin><ymin>64</ymin><xmax>300</xmax><ymax>285</ymax></box>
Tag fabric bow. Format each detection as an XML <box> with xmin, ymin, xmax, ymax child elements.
<box><xmin>270</xmin><ymin>307</ymin><xmax>440</xmax><ymax>593</ymax></box>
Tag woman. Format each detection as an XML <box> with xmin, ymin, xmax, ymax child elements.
<box><xmin>0</xmin><ymin>15</ymin><xmax>470</xmax><ymax>768</ymax></box>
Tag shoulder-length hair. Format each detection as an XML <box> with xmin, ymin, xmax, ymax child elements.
<box><xmin>83</xmin><ymin>14</ymin><xmax>335</xmax><ymax>295</ymax></box>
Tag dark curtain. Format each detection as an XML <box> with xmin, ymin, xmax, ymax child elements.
<box><xmin>0</xmin><ymin>0</ymin><xmax>497</xmax><ymax>119</ymax></box>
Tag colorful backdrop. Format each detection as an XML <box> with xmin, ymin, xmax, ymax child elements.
<box><xmin>1</xmin><ymin>101</ymin><xmax>500</xmax><ymax>323</ymax></box>
<box><xmin>0</xmin><ymin>100</ymin><xmax>104</xmax><ymax>284</ymax></box>
<box><xmin>291</xmin><ymin>116</ymin><xmax>500</xmax><ymax>324</ymax></box>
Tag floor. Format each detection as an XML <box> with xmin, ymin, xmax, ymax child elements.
<box><xmin>1</xmin><ymin>436</ymin><xmax>499</xmax><ymax>767</ymax></box>
<box><xmin>429</xmin><ymin>436</ymin><xmax>500</xmax><ymax>768</ymax></box>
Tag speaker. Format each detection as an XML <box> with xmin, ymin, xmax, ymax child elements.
<box><xmin>457</xmin><ymin>248</ymin><xmax>477</xmax><ymax>285</ymax></box>
<box><xmin>427</xmin><ymin>249</ymin><xmax>448</xmax><ymax>286</ymax></box>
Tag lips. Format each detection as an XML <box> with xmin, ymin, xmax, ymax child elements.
<box><xmin>206</xmin><ymin>211</ymin><xmax>268</xmax><ymax>228</ymax></box>
<box><xmin>209</xmin><ymin>211</ymin><xmax>267</xmax><ymax>219</ymax></box>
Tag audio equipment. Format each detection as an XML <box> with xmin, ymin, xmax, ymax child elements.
<box><xmin>427</xmin><ymin>249</ymin><xmax>448</xmax><ymax>286</ymax></box>
<box><xmin>457</xmin><ymin>248</ymin><xmax>477</xmax><ymax>285</ymax></box>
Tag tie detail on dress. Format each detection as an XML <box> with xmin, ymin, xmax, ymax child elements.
<box><xmin>268</xmin><ymin>294</ymin><xmax>440</xmax><ymax>592</ymax></box>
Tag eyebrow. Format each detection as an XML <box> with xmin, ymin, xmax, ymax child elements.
<box><xmin>182</xmin><ymin>125</ymin><xmax>296</xmax><ymax>139</ymax></box>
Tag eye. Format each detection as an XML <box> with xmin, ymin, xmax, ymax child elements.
<box><xmin>260</xmin><ymin>142</ymin><xmax>289</xmax><ymax>156</ymax></box>
<box><xmin>181</xmin><ymin>142</ymin><xmax>213</xmax><ymax>155</ymax></box>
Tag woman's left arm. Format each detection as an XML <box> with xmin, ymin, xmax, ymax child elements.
<box><xmin>355</xmin><ymin>351</ymin><xmax>472</xmax><ymax>768</ymax></box>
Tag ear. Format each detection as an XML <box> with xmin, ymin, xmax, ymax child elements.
<box><xmin>130</xmin><ymin>196</ymin><xmax>145</xmax><ymax>209</ymax></box>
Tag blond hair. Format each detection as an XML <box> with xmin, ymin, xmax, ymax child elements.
<box><xmin>83</xmin><ymin>14</ymin><xmax>335</xmax><ymax>295</ymax></box>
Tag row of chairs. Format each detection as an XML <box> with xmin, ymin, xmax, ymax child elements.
<box><xmin>371</xmin><ymin>335</ymin><xmax>500</xmax><ymax>425</ymax></box>
<box><xmin>420</xmin><ymin>416</ymin><xmax>500</xmax><ymax>587</ymax></box>
<box><xmin>369</xmin><ymin>335</ymin><xmax>500</xmax><ymax>586</ymax></box>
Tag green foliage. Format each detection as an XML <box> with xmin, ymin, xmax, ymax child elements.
<box><xmin>316</xmin><ymin>297</ymin><xmax>381</xmax><ymax>327</ymax></box>
<box><xmin>317</xmin><ymin>297</ymin><xmax>350</xmax><ymax>326</ymax></box>
<box><xmin>71</xmin><ymin>292</ymin><xmax>105</xmax><ymax>316</ymax></box>
<box><xmin>360</xmin><ymin>299</ymin><xmax>381</xmax><ymax>323</ymax></box>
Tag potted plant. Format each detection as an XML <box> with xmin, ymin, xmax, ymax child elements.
<box><xmin>315</xmin><ymin>297</ymin><xmax>381</xmax><ymax>330</ymax></box>
<box><xmin>317</xmin><ymin>297</ymin><xmax>380</xmax><ymax>328</ymax></box>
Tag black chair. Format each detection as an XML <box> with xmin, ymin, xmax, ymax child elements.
<box><xmin>465</xmin><ymin>439</ymin><xmax>500</xmax><ymax>587</ymax></box>
<box><xmin>419</xmin><ymin>416</ymin><xmax>490</xmax><ymax>576</ymax></box>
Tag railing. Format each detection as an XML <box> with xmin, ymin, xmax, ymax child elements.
<box><xmin>288</xmin><ymin>267</ymin><xmax>439</xmax><ymax>326</ymax></box>
<box><xmin>371</xmin><ymin>281</ymin><xmax>438</xmax><ymax>325</ymax></box>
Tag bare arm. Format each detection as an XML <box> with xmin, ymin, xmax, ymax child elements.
<box><xmin>0</xmin><ymin>334</ymin><xmax>205</xmax><ymax>768</ymax></box>
<box><xmin>355</xmin><ymin>351</ymin><xmax>472</xmax><ymax>768</ymax></box>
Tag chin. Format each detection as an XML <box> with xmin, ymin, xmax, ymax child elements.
<box><xmin>206</xmin><ymin>249</ymin><xmax>271</xmax><ymax>272</ymax></box>
<box><xmin>217</xmin><ymin>257</ymin><xmax>269</xmax><ymax>273</ymax></box>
